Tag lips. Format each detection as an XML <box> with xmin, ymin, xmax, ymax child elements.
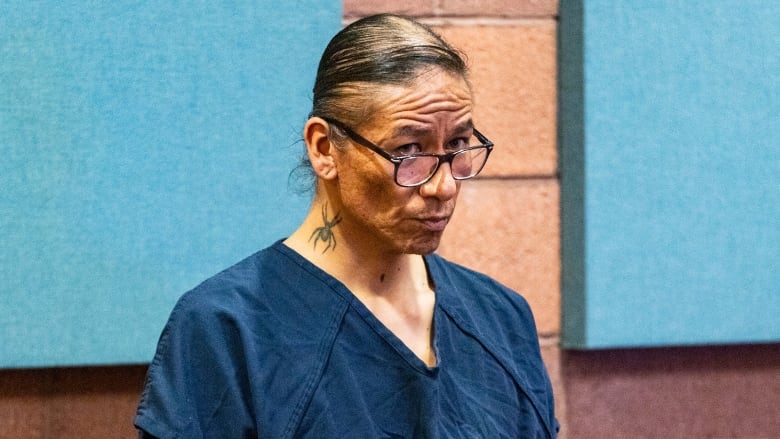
<box><xmin>417</xmin><ymin>216</ymin><xmax>450</xmax><ymax>232</ymax></box>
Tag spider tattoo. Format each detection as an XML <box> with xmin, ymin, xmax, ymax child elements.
<box><xmin>309</xmin><ymin>203</ymin><xmax>342</xmax><ymax>253</ymax></box>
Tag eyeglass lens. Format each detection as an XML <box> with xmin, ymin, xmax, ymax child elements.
<box><xmin>396</xmin><ymin>146</ymin><xmax>489</xmax><ymax>186</ymax></box>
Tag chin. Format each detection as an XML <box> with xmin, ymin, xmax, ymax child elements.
<box><xmin>402</xmin><ymin>235</ymin><xmax>443</xmax><ymax>255</ymax></box>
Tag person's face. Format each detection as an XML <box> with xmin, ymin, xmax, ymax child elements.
<box><xmin>331</xmin><ymin>68</ymin><xmax>474</xmax><ymax>256</ymax></box>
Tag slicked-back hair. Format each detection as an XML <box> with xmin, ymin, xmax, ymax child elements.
<box><xmin>311</xmin><ymin>13</ymin><xmax>469</xmax><ymax>125</ymax></box>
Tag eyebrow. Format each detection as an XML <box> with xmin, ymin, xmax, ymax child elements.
<box><xmin>390</xmin><ymin>120</ymin><xmax>474</xmax><ymax>139</ymax></box>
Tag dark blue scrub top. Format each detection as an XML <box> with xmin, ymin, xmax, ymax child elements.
<box><xmin>135</xmin><ymin>241</ymin><xmax>558</xmax><ymax>438</ymax></box>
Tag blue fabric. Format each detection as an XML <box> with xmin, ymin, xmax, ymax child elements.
<box><xmin>135</xmin><ymin>241</ymin><xmax>557</xmax><ymax>438</ymax></box>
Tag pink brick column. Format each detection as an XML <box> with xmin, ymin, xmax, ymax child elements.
<box><xmin>342</xmin><ymin>1</ymin><xmax>566</xmax><ymax>433</ymax></box>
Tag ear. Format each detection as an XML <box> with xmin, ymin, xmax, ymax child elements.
<box><xmin>304</xmin><ymin>117</ymin><xmax>338</xmax><ymax>180</ymax></box>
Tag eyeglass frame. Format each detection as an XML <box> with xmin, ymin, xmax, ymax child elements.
<box><xmin>321</xmin><ymin>117</ymin><xmax>494</xmax><ymax>188</ymax></box>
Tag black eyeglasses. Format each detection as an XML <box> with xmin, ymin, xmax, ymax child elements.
<box><xmin>323</xmin><ymin>118</ymin><xmax>494</xmax><ymax>187</ymax></box>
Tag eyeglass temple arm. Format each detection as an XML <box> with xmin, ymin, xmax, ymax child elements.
<box><xmin>322</xmin><ymin>118</ymin><xmax>402</xmax><ymax>162</ymax></box>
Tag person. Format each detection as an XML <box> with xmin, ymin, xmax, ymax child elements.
<box><xmin>134</xmin><ymin>13</ymin><xmax>558</xmax><ymax>438</ymax></box>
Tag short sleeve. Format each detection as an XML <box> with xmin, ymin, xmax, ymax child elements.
<box><xmin>134</xmin><ymin>290</ymin><xmax>256</xmax><ymax>438</ymax></box>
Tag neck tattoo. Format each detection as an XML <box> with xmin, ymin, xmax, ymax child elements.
<box><xmin>308</xmin><ymin>202</ymin><xmax>342</xmax><ymax>253</ymax></box>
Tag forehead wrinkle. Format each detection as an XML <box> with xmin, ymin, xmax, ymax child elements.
<box><xmin>392</xmin><ymin>88</ymin><xmax>472</xmax><ymax>112</ymax></box>
<box><xmin>390</xmin><ymin>118</ymin><xmax>473</xmax><ymax>138</ymax></box>
<box><xmin>376</xmin><ymin>73</ymin><xmax>472</xmax><ymax>115</ymax></box>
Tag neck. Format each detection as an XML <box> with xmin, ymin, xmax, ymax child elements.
<box><xmin>284</xmin><ymin>198</ymin><xmax>431</xmax><ymax>301</ymax></box>
<box><xmin>284</xmin><ymin>195</ymin><xmax>438</xmax><ymax>367</ymax></box>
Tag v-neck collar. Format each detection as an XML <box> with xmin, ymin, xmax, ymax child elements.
<box><xmin>274</xmin><ymin>240</ymin><xmax>444</xmax><ymax>375</ymax></box>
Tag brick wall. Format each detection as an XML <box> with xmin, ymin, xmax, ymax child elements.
<box><xmin>345</xmin><ymin>0</ymin><xmax>566</xmax><ymax>432</ymax></box>
<box><xmin>416</xmin><ymin>1</ymin><xmax>567</xmax><ymax>431</ymax></box>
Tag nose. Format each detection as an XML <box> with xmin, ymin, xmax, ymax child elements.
<box><xmin>418</xmin><ymin>162</ymin><xmax>458</xmax><ymax>200</ymax></box>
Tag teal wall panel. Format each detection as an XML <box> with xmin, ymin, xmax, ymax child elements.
<box><xmin>560</xmin><ymin>0</ymin><xmax>779</xmax><ymax>348</ymax></box>
<box><xmin>1</xmin><ymin>1</ymin><xmax>341</xmax><ymax>367</ymax></box>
